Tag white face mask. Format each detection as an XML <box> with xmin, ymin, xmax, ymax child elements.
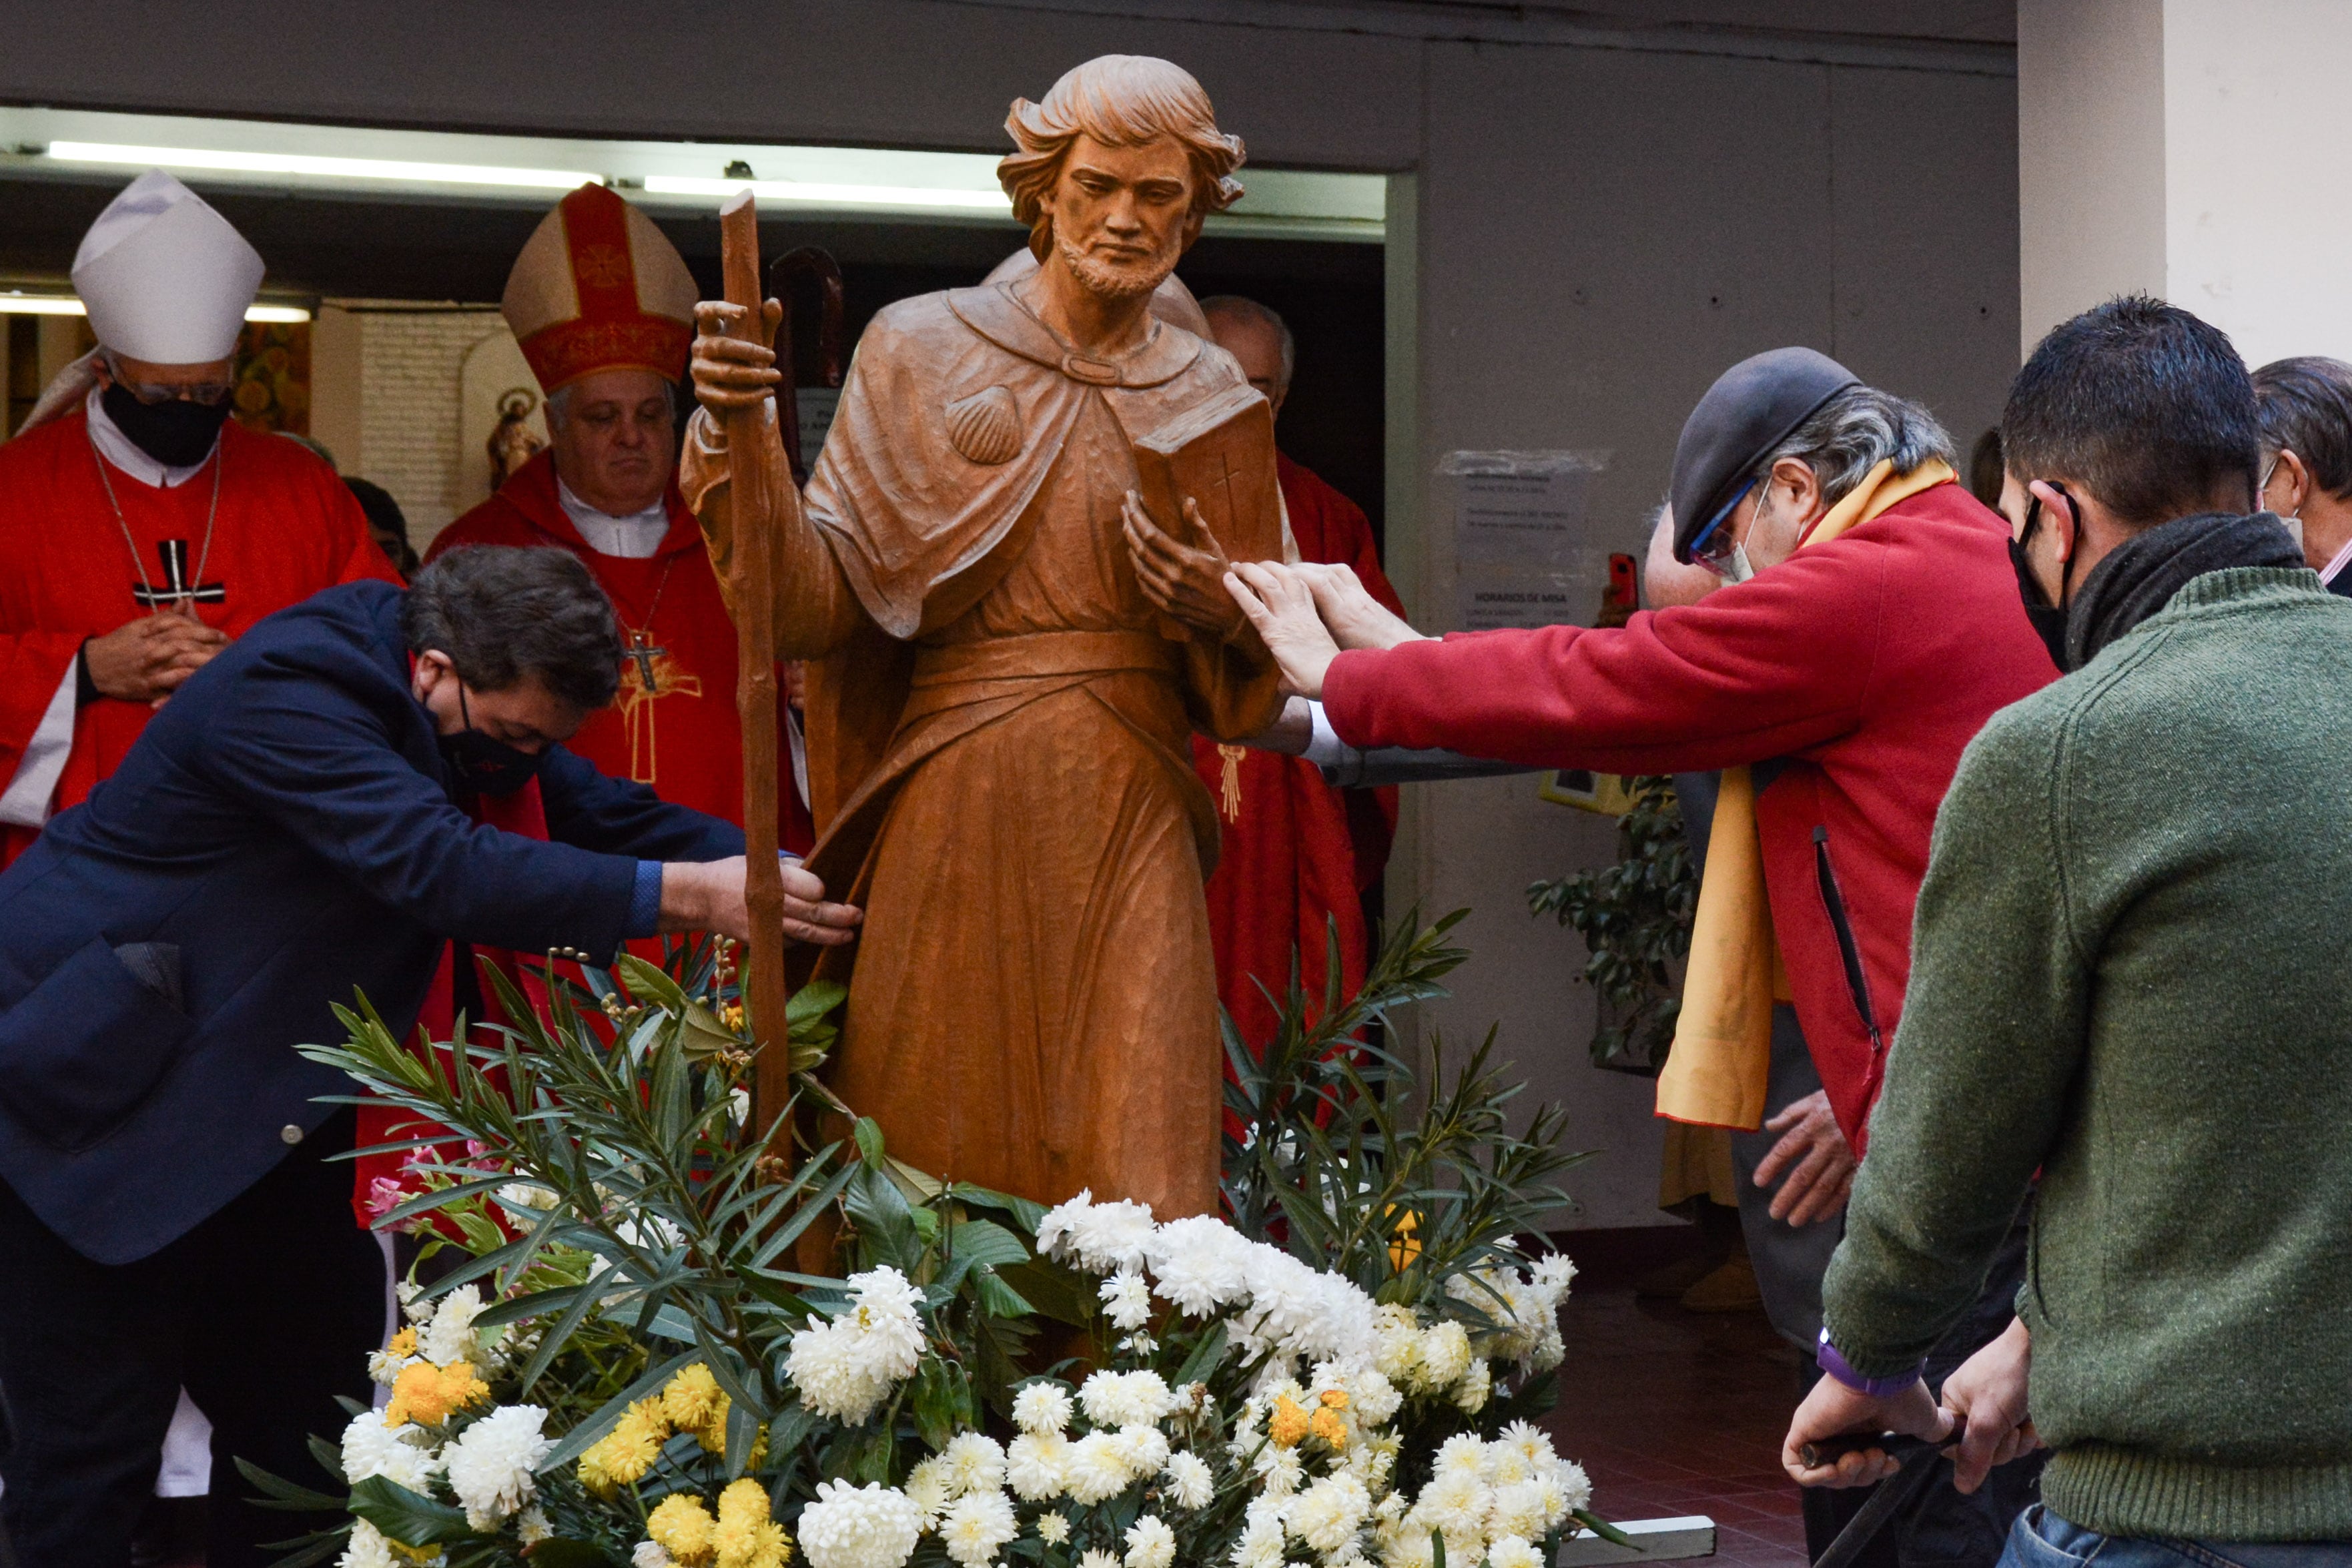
<box><xmin>1719</xmin><ymin>542</ymin><xmax>1757</xmax><ymax>583</ymax></box>
<box><xmin>2283</xmin><ymin>514</ymin><xmax>2305</xmax><ymax>552</ymax></box>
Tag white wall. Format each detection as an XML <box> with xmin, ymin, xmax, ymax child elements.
<box><xmin>2020</xmin><ymin>0</ymin><xmax>2352</xmax><ymax>369</ymax></box>
<box><xmin>0</xmin><ymin>2</ymin><xmax>2020</xmax><ymax>1231</ymax></box>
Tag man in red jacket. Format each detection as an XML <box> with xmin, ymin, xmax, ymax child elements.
<box><xmin>1229</xmin><ymin>348</ymin><xmax>2057</xmax><ymax>1564</ymax></box>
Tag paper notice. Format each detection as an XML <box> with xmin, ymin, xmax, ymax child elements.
<box><xmin>1441</xmin><ymin>450</ymin><xmax>1609</xmax><ymax>630</ymax></box>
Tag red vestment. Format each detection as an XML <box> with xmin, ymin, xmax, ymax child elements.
<box><xmin>0</xmin><ymin>412</ymin><xmax>397</xmax><ymax>867</ymax></box>
<box><xmin>1192</xmin><ymin>453</ymin><xmax>1403</xmax><ymax>1054</ymax></box>
<box><xmin>430</xmin><ymin>450</ymin><xmax>813</xmax><ymax>851</ymax></box>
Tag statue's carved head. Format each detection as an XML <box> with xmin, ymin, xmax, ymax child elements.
<box><xmin>999</xmin><ymin>55</ymin><xmax>1245</xmax><ymax>298</ymax></box>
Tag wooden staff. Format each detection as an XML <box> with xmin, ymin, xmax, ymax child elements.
<box><xmin>718</xmin><ymin>193</ymin><xmax>793</xmax><ymax>1138</ymax></box>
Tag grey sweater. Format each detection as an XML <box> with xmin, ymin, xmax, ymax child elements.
<box><xmin>1824</xmin><ymin>567</ymin><xmax>2352</xmax><ymax>1541</ymax></box>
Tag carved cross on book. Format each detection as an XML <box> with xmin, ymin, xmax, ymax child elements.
<box><xmin>131</xmin><ymin>539</ymin><xmax>225</xmax><ymax>611</ymax></box>
<box><xmin>1130</xmin><ymin>382</ymin><xmax>1285</xmax><ymax>641</ymax></box>
<box><xmin>625</xmin><ymin>631</ymin><xmax>669</xmax><ymax>695</ymax></box>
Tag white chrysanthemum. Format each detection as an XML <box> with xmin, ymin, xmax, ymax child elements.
<box><xmin>1079</xmin><ymin>1551</ymin><xmax>1122</xmax><ymax>1568</ymax></box>
<box><xmin>799</xmin><ymin>1480</ymin><xmax>923</xmax><ymax>1568</ymax></box>
<box><xmin>786</xmin><ymin>1266</ymin><xmax>926</xmax><ymax>1424</ymax></box>
<box><xmin>444</xmin><ymin>1403</ymin><xmax>550</xmax><ymax>1528</ymax></box>
<box><xmin>1451</xmin><ymin>1358</ymin><xmax>1491</xmax><ymax>1414</ymax></box>
<box><xmin>1378</xmin><ymin>1525</ymin><xmax>1435</xmax><ymax>1568</ymax></box>
<box><xmin>341</xmin><ymin>1519</ymin><xmax>398</xmax><ymax>1568</ymax></box>
<box><xmin>1286</xmin><ymin>1473</ymin><xmax>1371</xmax><ymax>1555</ymax></box>
<box><xmin>1013</xmin><ymin>1381</ymin><xmax>1074</xmax><ymax>1435</ymax></box>
<box><xmin>1551</xmin><ymin>1457</ymin><xmax>1593</xmax><ymax>1515</ymax></box>
<box><xmin>1484</xmin><ymin>1444</ymin><xmax>1532</xmax><ymax>1488</ymax></box>
<box><xmin>1497</xmin><ymin>1421</ymin><xmax>1554</xmax><ymax>1467</ymax></box>
<box><xmin>1080</xmin><ymin>1369</ymin><xmax>1174</xmax><ymax>1428</ymax></box>
<box><xmin>1254</xmin><ymin>1444</ymin><xmax>1304</xmax><ymax>1497</ymax></box>
<box><xmin>1433</xmin><ymin>1435</ymin><xmax>1487</xmax><ymax>1480</ymax></box>
<box><xmin>498</xmin><ymin>1182</ymin><xmax>558</xmax><ymax>1214</ymax></box>
<box><xmin>397</xmin><ymin>1278</ymin><xmax>430</xmax><ymax>1325</ymax></box>
<box><xmin>1370</xmin><ymin>1306</ymin><xmax>1423</xmax><ymax>1387</ymax></box>
<box><xmin>1063</xmin><ymin>1431</ymin><xmax>1133</xmax><ymax>1505</ymax></box>
<box><xmin>420</xmin><ymin>1284</ymin><xmax>487</xmax><ymax>1366</ymax></box>
<box><xmin>1419</xmin><ymin>1323</ymin><xmax>1471</xmax><ymax>1391</ymax></box>
<box><xmin>905</xmin><ymin>1457</ymin><xmax>952</xmax><ymax>1523</ymax></box>
<box><xmin>941</xmin><ymin>1433</ymin><xmax>1008</xmax><ymax>1499</ymax></box>
<box><xmin>1232</xmin><ymin>1509</ymin><xmax>1289</xmax><ymax>1568</ymax></box>
<box><xmin>1100</xmin><ymin>1270</ymin><xmax>1154</xmax><ymax>1331</ymax></box>
<box><xmin>1529</xmin><ymin>1253</ymin><xmax>1577</xmax><ymax>1298</ymax></box>
<box><xmin>1144</xmin><ymin>1215</ymin><xmax>1256</xmax><ymax>1314</ymax></box>
<box><xmin>1165</xmin><ymin>1450</ymin><xmax>1215</xmax><ymax>1510</ymax></box>
<box><xmin>1485</xmin><ymin>1482</ymin><xmax>1548</xmax><ymax>1543</ymax></box>
<box><xmin>1007</xmin><ymin>1432</ymin><xmax>1071</xmax><ymax>1501</ymax></box>
<box><xmin>516</xmin><ymin>1507</ymin><xmax>552</xmax><ymax>1545</ymax></box>
<box><xmin>939</xmin><ymin>1489</ymin><xmax>1019</xmax><ymax>1567</ymax></box>
<box><xmin>1126</xmin><ymin>1513</ymin><xmax>1177</xmax><ymax>1568</ymax></box>
<box><xmin>1488</xmin><ymin>1539</ymin><xmax>1540</xmax><ymax>1568</ymax></box>
<box><xmin>1410</xmin><ymin>1471</ymin><xmax>1489</xmax><ymax>1549</ymax></box>
<box><xmin>633</xmin><ymin>1545</ymin><xmax>675</xmax><ymax>1568</ymax></box>
<box><xmin>1037</xmin><ymin>1190</ymin><xmax>1156</xmax><ymax>1273</ymax></box>
<box><xmin>366</xmin><ymin>1344</ymin><xmax>414</xmax><ymax>1387</ymax></box>
<box><xmin>1036</xmin><ymin>1513</ymin><xmax>1072</xmax><ymax>1545</ymax></box>
<box><xmin>1113</xmin><ymin>1423</ymin><xmax>1170</xmax><ymax>1477</ymax></box>
<box><xmin>340</xmin><ymin>1411</ymin><xmax>441</xmax><ymax>1494</ymax></box>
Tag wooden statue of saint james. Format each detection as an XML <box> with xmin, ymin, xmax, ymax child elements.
<box><xmin>685</xmin><ymin>55</ymin><xmax>1289</xmax><ymax>1218</ymax></box>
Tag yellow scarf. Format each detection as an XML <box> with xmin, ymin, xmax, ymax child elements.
<box><xmin>1653</xmin><ymin>456</ymin><xmax>1956</xmax><ymax>1129</ymax></box>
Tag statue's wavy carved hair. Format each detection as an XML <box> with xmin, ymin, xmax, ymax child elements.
<box><xmin>999</xmin><ymin>55</ymin><xmax>1246</xmax><ymax>262</ymax></box>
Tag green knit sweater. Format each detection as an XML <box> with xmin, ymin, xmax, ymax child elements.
<box><xmin>1824</xmin><ymin>567</ymin><xmax>2352</xmax><ymax>1541</ymax></box>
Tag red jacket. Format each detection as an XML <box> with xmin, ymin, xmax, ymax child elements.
<box><xmin>1321</xmin><ymin>482</ymin><xmax>2055</xmax><ymax>1146</ymax></box>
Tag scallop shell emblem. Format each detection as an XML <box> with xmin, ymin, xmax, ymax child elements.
<box><xmin>946</xmin><ymin>385</ymin><xmax>1022</xmax><ymax>466</ymax></box>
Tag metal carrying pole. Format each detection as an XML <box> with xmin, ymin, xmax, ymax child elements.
<box><xmin>718</xmin><ymin>192</ymin><xmax>793</xmax><ymax>1142</ymax></box>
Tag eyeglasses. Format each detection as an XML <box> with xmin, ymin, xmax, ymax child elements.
<box><xmin>1689</xmin><ymin>478</ymin><xmax>1756</xmax><ymax>577</ymax></box>
<box><xmin>104</xmin><ymin>358</ymin><xmax>233</xmax><ymax>408</ymax></box>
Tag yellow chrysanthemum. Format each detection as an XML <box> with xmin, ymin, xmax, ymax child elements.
<box><xmin>388</xmin><ymin>1541</ymin><xmax>443</xmax><ymax>1567</ymax></box>
<box><xmin>382</xmin><ymin>1360</ymin><xmax>488</xmax><ymax>1427</ymax></box>
<box><xmin>1268</xmin><ymin>1394</ymin><xmax>1311</xmax><ymax>1449</ymax></box>
<box><xmin>714</xmin><ymin>1478</ymin><xmax>794</xmax><ymax>1568</ymax></box>
<box><xmin>1318</xmin><ymin>1389</ymin><xmax>1350</xmax><ymax>1409</ymax></box>
<box><xmin>386</xmin><ymin>1326</ymin><xmax>418</xmax><ymax>1358</ymax></box>
<box><xmin>649</xmin><ymin>1493</ymin><xmax>719</xmax><ymax>1565</ymax></box>
<box><xmin>664</xmin><ymin>1364</ymin><xmax>727</xmax><ymax>1432</ymax></box>
<box><xmin>1310</xmin><ymin>1407</ymin><xmax>1350</xmax><ymax>1449</ymax></box>
<box><xmin>576</xmin><ymin>1397</ymin><xmax>670</xmax><ymax>1492</ymax></box>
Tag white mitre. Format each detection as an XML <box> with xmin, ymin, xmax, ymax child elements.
<box><xmin>72</xmin><ymin>170</ymin><xmax>265</xmax><ymax>364</ymax></box>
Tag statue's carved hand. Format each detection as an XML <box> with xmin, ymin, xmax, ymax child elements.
<box><xmin>1226</xmin><ymin>560</ymin><xmax>1341</xmax><ymax>700</ymax></box>
<box><xmin>1123</xmin><ymin>491</ymin><xmax>1247</xmax><ymax>642</ymax></box>
<box><xmin>692</xmin><ymin>300</ymin><xmax>785</xmax><ymax>413</ymax></box>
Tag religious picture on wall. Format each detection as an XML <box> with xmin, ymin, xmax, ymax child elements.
<box><xmin>229</xmin><ymin>320</ymin><xmax>310</xmax><ymax>435</ymax></box>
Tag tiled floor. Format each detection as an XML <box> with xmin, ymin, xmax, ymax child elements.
<box><xmin>1543</xmin><ymin>1284</ymin><xmax>1813</xmax><ymax>1568</ymax></box>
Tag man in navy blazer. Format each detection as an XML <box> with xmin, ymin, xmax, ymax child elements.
<box><xmin>0</xmin><ymin>545</ymin><xmax>859</xmax><ymax>1566</ymax></box>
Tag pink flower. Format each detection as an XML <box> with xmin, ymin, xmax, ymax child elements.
<box><xmin>366</xmin><ymin>1177</ymin><xmax>429</xmax><ymax>1234</ymax></box>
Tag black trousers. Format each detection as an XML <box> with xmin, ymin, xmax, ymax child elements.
<box><xmin>0</xmin><ymin>1107</ymin><xmax>384</xmax><ymax>1568</ymax></box>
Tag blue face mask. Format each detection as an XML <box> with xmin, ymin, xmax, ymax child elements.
<box><xmin>436</xmin><ymin>684</ymin><xmax>545</xmax><ymax>797</ymax></box>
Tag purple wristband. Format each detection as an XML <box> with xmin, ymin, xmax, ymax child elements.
<box><xmin>1816</xmin><ymin>1328</ymin><xmax>1924</xmax><ymax>1398</ymax></box>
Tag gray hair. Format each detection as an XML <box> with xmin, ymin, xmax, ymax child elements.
<box><xmin>1756</xmin><ymin>384</ymin><xmax>1956</xmax><ymax>509</ymax></box>
<box><xmin>1198</xmin><ymin>294</ymin><xmax>1294</xmax><ymax>398</ymax></box>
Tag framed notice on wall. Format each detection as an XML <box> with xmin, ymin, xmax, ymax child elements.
<box><xmin>1441</xmin><ymin>448</ymin><xmax>1611</xmax><ymax>632</ymax></box>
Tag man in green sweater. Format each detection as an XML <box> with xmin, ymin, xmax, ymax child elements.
<box><xmin>1783</xmin><ymin>295</ymin><xmax>2351</xmax><ymax>1562</ymax></box>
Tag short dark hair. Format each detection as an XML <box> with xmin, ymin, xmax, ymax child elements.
<box><xmin>2003</xmin><ymin>296</ymin><xmax>2260</xmax><ymax>528</ymax></box>
<box><xmin>2253</xmin><ymin>356</ymin><xmax>2352</xmax><ymax>502</ymax></box>
<box><xmin>1968</xmin><ymin>427</ymin><xmax>2004</xmax><ymax>508</ymax></box>
<box><xmin>400</xmin><ymin>545</ymin><xmax>621</xmax><ymax>712</ymax></box>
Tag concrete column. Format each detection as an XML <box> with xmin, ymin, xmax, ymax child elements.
<box><xmin>2020</xmin><ymin>0</ymin><xmax>2352</xmax><ymax>368</ymax></box>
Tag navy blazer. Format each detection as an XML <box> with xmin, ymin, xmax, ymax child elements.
<box><xmin>0</xmin><ymin>580</ymin><xmax>743</xmax><ymax>1263</ymax></box>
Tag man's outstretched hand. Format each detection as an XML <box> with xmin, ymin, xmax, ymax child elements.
<box><xmin>1225</xmin><ymin>560</ymin><xmax>1342</xmax><ymax>699</ymax></box>
<box><xmin>1782</xmin><ymin>1372</ymin><xmax>1952</xmax><ymax>1489</ymax></box>
<box><xmin>661</xmin><ymin>857</ymin><xmax>862</xmax><ymax>947</ymax></box>
<box><xmin>1295</xmin><ymin>562</ymin><xmax>1426</xmax><ymax>652</ymax></box>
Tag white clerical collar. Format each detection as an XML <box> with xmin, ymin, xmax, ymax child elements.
<box><xmin>556</xmin><ymin>476</ymin><xmax>671</xmax><ymax>560</ymax></box>
<box><xmin>83</xmin><ymin>385</ymin><xmax>217</xmax><ymax>489</ymax></box>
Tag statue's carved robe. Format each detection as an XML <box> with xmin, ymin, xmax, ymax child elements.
<box><xmin>684</xmin><ymin>282</ymin><xmax>1281</xmax><ymax>1217</ymax></box>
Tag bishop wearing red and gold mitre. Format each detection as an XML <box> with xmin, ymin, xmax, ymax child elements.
<box><xmin>430</xmin><ymin>183</ymin><xmax>813</xmax><ymax>849</ymax></box>
<box><xmin>0</xmin><ymin>171</ymin><xmax>396</xmax><ymax>867</ymax></box>
<box><xmin>1191</xmin><ymin>296</ymin><xmax>1403</xmax><ymax>1051</ymax></box>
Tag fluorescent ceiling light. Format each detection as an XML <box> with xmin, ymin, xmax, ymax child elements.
<box><xmin>642</xmin><ymin>174</ymin><xmax>1008</xmax><ymax>211</ymax></box>
<box><xmin>44</xmin><ymin>140</ymin><xmax>598</xmax><ymax>192</ymax></box>
<box><xmin>0</xmin><ymin>294</ymin><xmax>311</xmax><ymax>323</ymax></box>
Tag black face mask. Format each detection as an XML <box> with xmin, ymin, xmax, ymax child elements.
<box><xmin>100</xmin><ymin>382</ymin><xmax>232</xmax><ymax>468</ymax></box>
<box><xmin>436</xmin><ymin>685</ymin><xmax>546</xmax><ymax>797</ymax></box>
<box><xmin>2010</xmin><ymin>490</ymin><xmax>2077</xmax><ymax>672</ymax></box>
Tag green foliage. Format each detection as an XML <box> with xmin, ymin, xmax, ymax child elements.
<box><xmin>1526</xmin><ymin>775</ymin><xmax>1696</xmax><ymax>1073</ymax></box>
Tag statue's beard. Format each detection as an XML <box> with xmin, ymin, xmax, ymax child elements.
<box><xmin>1054</xmin><ymin>228</ymin><xmax>1175</xmax><ymax>301</ymax></box>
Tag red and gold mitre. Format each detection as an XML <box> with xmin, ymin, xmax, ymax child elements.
<box><xmin>502</xmin><ymin>183</ymin><xmax>697</xmax><ymax>393</ymax></box>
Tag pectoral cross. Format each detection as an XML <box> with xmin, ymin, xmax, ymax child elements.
<box><xmin>131</xmin><ymin>539</ymin><xmax>225</xmax><ymax>611</ymax></box>
<box><xmin>625</xmin><ymin>631</ymin><xmax>668</xmax><ymax>695</ymax></box>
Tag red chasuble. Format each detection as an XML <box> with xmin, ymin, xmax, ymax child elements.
<box><xmin>428</xmin><ymin>450</ymin><xmax>814</xmax><ymax>852</ymax></box>
<box><xmin>0</xmin><ymin>411</ymin><xmax>398</xmax><ymax>867</ymax></box>
<box><xmin>1192</xmin><ymin>453</ymin><xmax>1404</xmax><ymax>1056</ymax></box>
